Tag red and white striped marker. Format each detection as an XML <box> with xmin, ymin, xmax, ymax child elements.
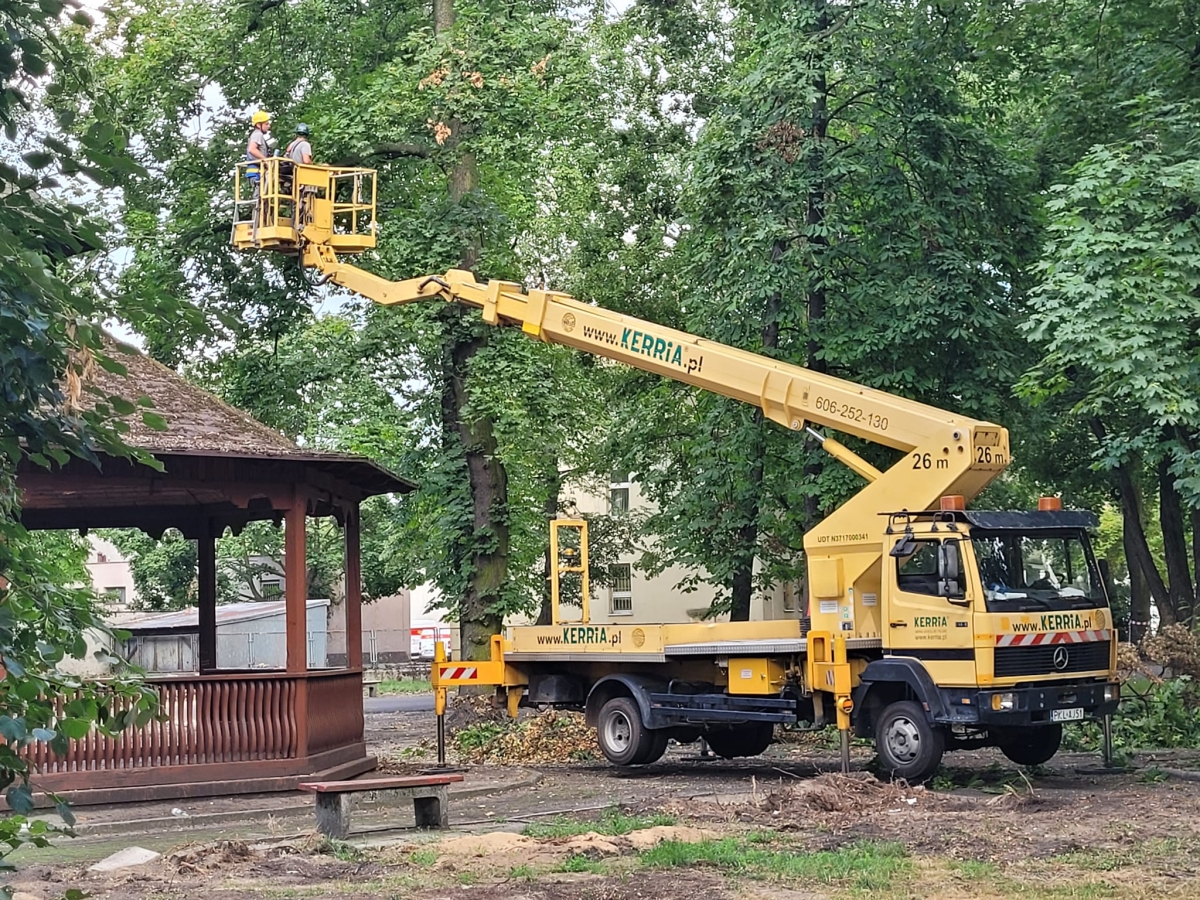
<box><xmin>438</xmin><ymin>665</ymin><xmax>479</xmax><ymax>680</ymax></box>
<box><xmin>995</xmin><ymin>629</ymin><xmax>1111</xmax><ymax>648</ymax></box>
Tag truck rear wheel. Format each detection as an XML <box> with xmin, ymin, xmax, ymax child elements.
<box><xmin>875</xmin><ymin>699</ymin><xmax>944</xmax><ymax>783</ymax></box>
<box><xmin>704</xmin><ymin>722</ymin><xmax>774</xmax><ymax>759</ymax></box>
<box><xmin>641</xmin><ymin>729</ymin><xmax>669</xmax><ymax>764</ymax></box>
<box><xmin>597</xmin><ymin>697</ymin><xmax>660</xmax><ymax>765</ymax></box>
<box><xmin>994</xmin><ymin>724</ymin><xmax>1062</xmax><ymax>766</ymax></box>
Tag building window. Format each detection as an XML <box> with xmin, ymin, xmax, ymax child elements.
<box><xmin>102</xmin><ymin>586</ymin><xmax>126</xmax><ymax>606</ymax></box>
<box><xmin>609</xmin><ymin>472</ymin><xmax>631</xmax><ymax>516</ymax></box>
<box><xmin>609</xmin><ymin>563</ymin><xmax>632</xmax><ymax>614</ymax></box>
<box><xmin>261</xmin><ymin>578</ymin><xmax>283</xmax><ymax>599</ymax></box>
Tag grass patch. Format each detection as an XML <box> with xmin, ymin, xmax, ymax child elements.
<box><xmin>1054</xmin><ymin>838</ymin><xmax>1193</xmax><ymax>872</ymax></box>
<box><xmin>378</xmin><ymin>678</ymin><xmax>431</xmax><ymax>694</ymax></box>
<box><xmin>553</xmin><ymin>853</ymin><xmax>608</xmax><ymax>874</ymax></box>
<box><xmin>953</xmin><ymin>859</ymin><xmax>1001</xmax><ymax>880</ymax></box>
<box><xmin>508</xmin><ymin>864</ymin><xmax>536</xmax><ymax>881</ymax></box>
<box><xmin>639</xmin><ymin>838</ymin><xmax>909</xmax><ymax>890</ymax></box>
<box><xmin>408</xmin><ymin>848</ymin><xmax>438</xmax><ymax>867</ymax></box>
<box><xmin>315</xmin><ymin>838</ymin><xmax>363</xmax><ymax>862</ymax></box>
<box><xmin>1007</xmin><ymin>883</ymin><xmax>1117</xmax><ymax>899</ymax></box>
<box><xmin>929</xmin><ymin>762</ymin><xmax>1029</xmax><ymax>793</ymax></box>
<box><xmin>523</xmin><ymin>806</ymin><xmax>676</xmax><ymax>838</ymax></box>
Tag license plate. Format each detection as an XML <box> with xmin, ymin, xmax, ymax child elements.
<box><xmin>1051</xmin><ymin>707</ymin><xmax>1085</xmax><ymax>722</ymax></box>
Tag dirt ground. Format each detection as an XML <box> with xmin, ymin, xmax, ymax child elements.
<box><xmin>12</xmin><ymin>706</ymin><xmax>1200</xmax><ymax>900</ymax></box>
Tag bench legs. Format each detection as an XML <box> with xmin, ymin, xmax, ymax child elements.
<box><xmin>315</xmin><ymin>793</ymin><xmax>354</xmax><ymax>840</ymax></box>
<box><xmin>413</xmin><ymin>787</ymin><xmax>449</xmax><ymax>828</ymax></box>
<box><xmin>313</xmin><ymin>787</ymin><xmax>450</xmax><ymax>838</ymax></box>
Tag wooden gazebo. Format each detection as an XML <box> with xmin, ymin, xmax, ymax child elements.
<box><xmin>17</xmin><ymin>341</ymin><xmax>414</xmax><ymax>805</ymax></box>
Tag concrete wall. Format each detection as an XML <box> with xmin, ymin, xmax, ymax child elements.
<box><xmin>327</xmin><ymin>590</ymin><xmax>413</xmax><ymax>666</ymax></box>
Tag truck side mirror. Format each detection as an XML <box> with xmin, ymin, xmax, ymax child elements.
<box><xmin>938</xmin><ymin>540</ymin><xmax>965</xmax><ymax>600</ymax></box>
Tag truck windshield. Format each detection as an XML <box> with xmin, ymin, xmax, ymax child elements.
<box><xmin>971</xmin><ymin>530</ymin><xmax>1105</xmax><ymax>613</ymax></box>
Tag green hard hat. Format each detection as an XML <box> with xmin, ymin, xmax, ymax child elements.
<box><xmin>295</xmin><ymin>123</ymin><xmax>310</xmax><ymax>136</ymax></box>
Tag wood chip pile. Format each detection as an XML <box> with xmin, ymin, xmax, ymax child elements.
<box><xmin>454</xmin><ymin>709</ymin><xmax>599</xmax><ymax>764</ymax></box>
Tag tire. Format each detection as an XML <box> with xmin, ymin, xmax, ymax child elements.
<box><xmin>875</xmin><ymin>699</ymin><xmax>945</xmax><ymax>783</ymax></box>
<box><xmin>639</xmin><ymin>729</ymin><xmax>670</xmax><ymax>765</ymax></box>
<box><xmin>704</xmin><ymin>722</ymin><xmax>774</xmax><ymax>759</ymax></box>
<box><xmin>597</xmin><ymin>697</ymin><xmax>655</xmax><ymax>766</ymax></box>
<box><xmin>667</xmin><ymin>727</ymin><xmax>702</xmax><ymax>744</ymax></box>
<box><xmin>994</xmin><ymin>724</ymin><xmax>1062</xmax><ymax>767</ymax></box>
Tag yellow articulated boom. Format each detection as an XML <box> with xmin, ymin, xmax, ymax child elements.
<box><xmin>235</xmin><ymin>164</ymin><xmax>1120</xmax><ymax>781</ymax></box>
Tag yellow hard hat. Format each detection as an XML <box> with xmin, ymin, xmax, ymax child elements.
<box><xmin>251</xmin><ymin>110</ymin><xmax>270</xmax><ymax>125</ymax></box>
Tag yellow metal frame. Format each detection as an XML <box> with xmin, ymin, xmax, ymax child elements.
<box><xmin>432</xmin><ymin>634</ymin><xmax>526</xmax><ymax>719</ymax></box>
<box><xmin>231</xmin><ymin>159</ymin><xmax>378</xmax><ymax>255</ymax></box>
<box><xmin>806</xmin><ymin>630</ymin><xmax>855</xmax><ymax>728</ymax></box>
<box><xmin>549</xmin><ymin>518</ymin><xmax>590</xmax><ymax>625</ymax></box>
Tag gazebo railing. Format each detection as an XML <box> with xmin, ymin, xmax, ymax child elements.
<box><xmin>23</xmin><ymin>670</ymin><xmax>366</xmax><ymax>789</ymax></box>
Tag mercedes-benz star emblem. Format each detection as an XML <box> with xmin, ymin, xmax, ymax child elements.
<box><xmin>1052</xmin><ymin>646</ymin><xmax>1070</xmax><ymax>671</ymax></box>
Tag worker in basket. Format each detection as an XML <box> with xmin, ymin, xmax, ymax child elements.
<box><xmin>245</xmin><ymin>110</ymin><xmax>272</xmax><ymax>240</ymax></box>
<box><xmin>285</xmin><ymin>123</ymin><xmax>315</xmax><ymax>228</ymax></box>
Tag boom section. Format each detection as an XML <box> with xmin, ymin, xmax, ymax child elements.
<box><xmin>304</xmin><ymin>249</ymin><xmax>999</xmax><ymax>457</ymax></box>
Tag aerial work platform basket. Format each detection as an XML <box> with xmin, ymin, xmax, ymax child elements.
<box><xmin>231</xmin><ymin>158</ymin><xmax>377</xmax><ymax>254</ymax></box>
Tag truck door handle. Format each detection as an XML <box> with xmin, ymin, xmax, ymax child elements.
<box><xmin>889</xmin><ymin>621</ymin><xmax>907</xmax><ymax>628</ymax></box>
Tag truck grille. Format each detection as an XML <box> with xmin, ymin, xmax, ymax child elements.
<box><xmin>994</xmin><ymin>641</ymin><xmax>1110</xmax><ymax>678</ymax></box>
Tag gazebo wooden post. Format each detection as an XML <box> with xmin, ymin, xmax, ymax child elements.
<box><xmin>285</xmin><ymin>495</ymin><xmax>310</xmax><ymax>758</ymax></box>
<box><xmin>344</xmin><ymin>505</ymin><xmax>363</xmax><ymax>671</ymax></box>
<box><xmin>284</xmin><ymin>499</ymin><xmax>309</xmax><ymax>673</ymax></box>
<box><xmin>197</xmin><ymin>520</ymin><xmax>218</xmax><ymax>674</ymax></box>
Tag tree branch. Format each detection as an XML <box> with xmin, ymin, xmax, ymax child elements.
<box><xmin>331</xmin><ymin>142</ymin><xmax>432</xmax><ymax>167</ymax></box>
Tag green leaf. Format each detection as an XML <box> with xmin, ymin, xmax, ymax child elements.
<box><xmin>21</xmin><ymin>152</ymin><xmax>54</xmax><ymax>170</ymax></box>
<box><xmin>6</xmin><ymin>785</ymin><xmax>34</xmax><ymax>816</ymax></box>
<box><xmin>58</xmin><ymin>718</ymin><xmax>91</xmax><ymax>741</ymax></box>
<box><xmin>141</xmin><ymin>412</ymin><xmax>169</xmax><ymax>432</ymax></box>
<box><xmin>55</xmin><ymin>798</ymin><xmax>77</xmax><ymax>827</ymax></box>
<box><xmin>109</xmin><ymin>395</ymin><xmax>137</xmax><ymax>416</ymax></box>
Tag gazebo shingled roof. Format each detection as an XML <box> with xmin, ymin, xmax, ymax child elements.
<box><xmin>19</xmin><ymin>338</ymin><xmax>413</xmax><ymax>533</ymax></box>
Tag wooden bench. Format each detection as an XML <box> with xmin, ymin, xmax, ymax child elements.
<box><xmin>298</xmin><ymin>774</ymin><xmax>464</xmax><ymax>839</ymax></box>
<box><xmin>363</xmin><ymin>676</ymin><xmax>382</xmax><ymax>698</ymax></box>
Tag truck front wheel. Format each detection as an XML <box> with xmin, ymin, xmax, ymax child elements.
<box><xmin>597</xmin><ymin>697</ymin><xmax>660</xmax><ymax>765</ymax></box>
<box><xmin>994</xmin><ymin>724</ymin><xmax>1062</xmax><ymax>767</ymax></box>
<box><xmin>875</xmin><ymin>700</ymin><xmax>945</xmax><ymax>783</ymax></box>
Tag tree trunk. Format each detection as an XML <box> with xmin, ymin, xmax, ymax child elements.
<box><xmin>728</xmin><ymin>241</ymin><xmax>786</xmax><ymax>621</ymax></box>
<box><xmin>1092</xmin><ymin>419</ymin><xmax>1173</xmax><ymax>626</ymax></box>
<box><xmin>434</xmin><ymin>0</ymin><xmax>507</xmax><ymax>660</ymax></box>
<box><xmin>1125</xmin><ymin>523</ymin><xmax>1152</xmax><ymax>643</ymax></box>
<box><xmin>1191</xmin><ymin>508</ymin><xmax>1200</xmax><ymax>628</ymax></box>
<box><xmin>1159</xmin><ymin>457</ymin><xmax>1191</xmax><ymax>626</ymax></box>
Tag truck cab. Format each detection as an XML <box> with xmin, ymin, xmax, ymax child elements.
<box><xmin>849</xmin><ymin>503</ymin><xmax>1118</xmax><ymax>780</ymax></box>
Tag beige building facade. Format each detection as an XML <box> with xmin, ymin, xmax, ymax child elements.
<box><xmin>543</xmin><ymin>472</ymin><xmax>803</xmax><ymax>627</ymax></box>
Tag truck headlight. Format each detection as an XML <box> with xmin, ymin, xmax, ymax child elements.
<box><xmin>1104</xmin><ymin>684</ymin><xmax>1119</xmax><ymax>703</ymax></box>
<box><xmin>991</xmin><ymin>692</ymin><xmax>1015</xmax><ymax>711</ymax></box>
